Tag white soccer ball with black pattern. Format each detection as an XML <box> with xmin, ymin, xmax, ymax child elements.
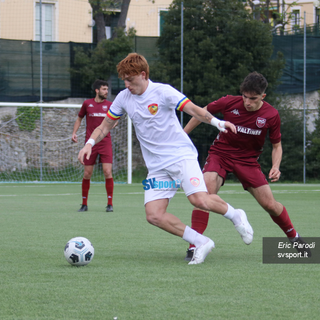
<box><xmin>64</xmin><ymin>237</ymin><xmax>94</xmax><ymax>266</ymax></box>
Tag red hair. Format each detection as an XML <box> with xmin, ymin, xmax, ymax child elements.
<box><xmin>117</xmin><ymin>53</ymin><xmax>149</xmax><ymax>80</ymax></box>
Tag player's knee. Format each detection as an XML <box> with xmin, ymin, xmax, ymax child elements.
<box><xmin>189</xmin><ymin>197</ymin><xmax>208</xmax><ymax>211</ymax></box>
<box><xmin>262</xmin><ymin>201</ymin><xmax>278</xmax><ymax>214</ymax></box>
<box><xmin>145</xmin><ymin>209</ymin><xmax>163</xmax><ymax>226</ymax></box>
<box><xmin>103</xmin><ymin>170</ymin><xmax>112</xmax><ymax>178</ymax></box>
<box><xmin>83</xmin><ymin>172</ymin><xmax>92</xmax><ymax>179</ymax></box>
<box><xmin>146</xmin><ymin>213</ymin><xmax>159</xmax><ymax>226</ymax></box>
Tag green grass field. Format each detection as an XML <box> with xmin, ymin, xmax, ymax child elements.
<box><xmin>0</xmin><ymin>183</ymin><xmax>319</xmax><ymax>320</ymax></box>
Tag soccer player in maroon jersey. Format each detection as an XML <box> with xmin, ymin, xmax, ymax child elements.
<box><xmin>72</xmin><ymin>80</ymin><xmax>115</xmax><ymax>212</ymax></box>
<box><xmin>184</xmin><ymin>72</ymin><xmax>311</xmax><ymax>260</ymax></box>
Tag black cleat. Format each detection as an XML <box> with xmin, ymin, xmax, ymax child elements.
<box><xmin>78</xmin><ymin>204</ymin><xmax>88</xmax><ymax>212</ymax></box>
<box><xmin>106</xmin><ymin>205</ymin><xmax>113</xmax><ymax>212</ymax></box>
<box><xmin>184</xmin><ymin>248</ymin><xmax>194</xmax><ymax>261</ymax></box>
<box><xmin>289</xmin><ymin>235</ymin><xmax>312</xmax><ymax>258</ymax></box>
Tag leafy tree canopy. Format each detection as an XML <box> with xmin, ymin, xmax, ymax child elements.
<box><xmin>259</xmin><ymin>100</ymin><xmax>304</xmax><ymax>182</ymax></box>
<box><xmin>152</xmin><ymin>0</ymin><xmax>285</xmax><ymax>106</ymax></box>
<box><xmin>306</xmin><ymin>94</ymin><xmax>320</xmax><ymax>179</ymax></box>
<box><xmin>70</xmin><ymin>28</ymin><xmax>135</xmax><ymax>92</ymax></box>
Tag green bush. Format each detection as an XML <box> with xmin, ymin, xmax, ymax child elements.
<box><xmin>16</xmin><ymin>106</ymin><xmax>41</xmax><ymax>131</ymax></box>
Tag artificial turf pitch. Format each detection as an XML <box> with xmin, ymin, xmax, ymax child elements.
<box><xmin>0</xmin><ymin>183</ymin><xmax>319</xmax><ymax>319</ymax></box>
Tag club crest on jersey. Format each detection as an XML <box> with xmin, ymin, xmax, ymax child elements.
<box><xmin>148</xmin><ymin>104</ymin><xmax>158</xmax><ymax>115</ymax></box>
<box><xmin>256</xmin><ymin>117</ymin><xmax>266</xmax><ymax>128</ymax></box>
<box><xmin>190</xmin><ymin>177</ymin><xmax>200</xmax><ymax>187</ymax></box>
<box><xmin>102</xmin><ymin>105</ymin><xmax>109</xmax><ymax>111</ymax></box>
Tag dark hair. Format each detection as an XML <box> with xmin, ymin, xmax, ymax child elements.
<box><xmin>117</xmin><ymin>53</ymin><xmax>149</xmax><ymax>80</ymax></box>
<box><xmin>92</xmin><ymin>79</ymin><xmax>108</xmax><ymax>92</ymax></box>
<box><xmin>239</xmin><ymin>72</ymin><xmax>268</xmax><ymax>95</ymax></box>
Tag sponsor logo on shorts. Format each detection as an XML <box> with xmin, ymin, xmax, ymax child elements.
<box><xmin>142</xmin><ymin>178</ymin><xmax>181</xmax><ymax>191</ymax></box>
<box><xmin>148</xmin><ymin>104</ymin><xmax>158</xmax><ymax>115</ymax></box>
<box><xmin>190</xmin><ymin>177</ymin><xmax>200</xmax><ymax>187</ymax></box>
<box><xmin>256</xmin><ymin>117</ymin><xmax>266</xmax><ymax>128</ymax></box>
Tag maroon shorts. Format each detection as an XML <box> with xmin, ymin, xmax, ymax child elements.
<box><xmin>202</xmin><ymin>153</ymin><xmax>268</xmax><ymax>190</ymax></box>
<box><xmin>84</xmin><ymin>139</ymin><xmax>113</xmax><ymax>166</ymax></box>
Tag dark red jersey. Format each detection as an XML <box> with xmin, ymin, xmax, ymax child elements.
<box><xmin>207</xmin><ymin>95</ymin><xmax>281</xmax><ymax>161</ymax></box>
<box><xmin>78</xmin><ymin>98</ymin><xmax>112</xmax><ymax>142</ymax></box>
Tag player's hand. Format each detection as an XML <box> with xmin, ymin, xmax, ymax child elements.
<box><xmin>223</xmin><ymin>121</ymin><xmax>237</xmax><ymax>134</ymax></box>
<box><xmin>269</xmin><ymin>167</ymin><xmax>281</xmax><ymax>182</ymax></box>
<box><xmin>78</xmin><ymin>144</ymin><xmax>92</xmax><ymax>165</ymax></box>
<box><xmin>72</xmin><ymin>133</ymin><xmax>78</xmax><ymax>143</ymax></box>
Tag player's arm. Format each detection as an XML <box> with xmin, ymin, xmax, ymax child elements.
<box><xmin>78</xmin><ymin>116</ymin><xmax>115</xmax><ymax>165</ymax></box>
<box><xmin>183</xmin><ymin>101</ymin><xmax>237</xmax><ymax>134</ymax></box>
<box><xmin>184</xmin><ymin>106</ymin><xmax>207</xmax><ymax>134</ymax></box>
<box><xmin>269</xmin><ymin>141</ymin><xmax>282</xmax><ymax>182</ymax></box>
<box><xmin>72</xmin><ymin>116</ymin><xmax>83</xmax><ymax>143</ymax></box>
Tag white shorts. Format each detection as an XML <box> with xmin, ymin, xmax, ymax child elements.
<box><xmin>144</xmin><ymin>159</ymin><xmax>207</xmax><ymax>205</ymax></box>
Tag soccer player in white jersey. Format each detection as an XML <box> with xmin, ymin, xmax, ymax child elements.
<box><xmin>78</xmin><ymin>53</ymin><xmax>253</xmax><ymax>265</ymax></box>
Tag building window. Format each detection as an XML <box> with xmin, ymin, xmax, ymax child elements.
<box><xmin>35</xmin><ymin>2</ymin><xmax>55</xmax><ymax>41</ymax></box>
<box><xmin>291</xmin><ymin>9</ymin><xmax>300</xmax><ymax>30</ymax></box>
<box><xmin>316</xmin><ymin>8</ymin><xmax>320</xmax><ymax>26</ymax></box>
<box><xmin>159</xmin><ymin>10</ymin><xmax>168</xmax><ymax>36</ymax></box>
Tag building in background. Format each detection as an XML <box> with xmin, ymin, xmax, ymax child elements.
<box><xmin>0</xmin><ymin>0</ymin><xmax>93</xmax><ymax>42</ymax></box>
<box><xmin>1</xmin><ymin>1</ymin><xmax>319</xmax><ymax>41</ymax></box>
<box><xmin>258</xmin><ymin>0</ymin><xmax>320</xmax><ymax>33</ymax></box>
<box><xmin>126</xmin><ymin>0</ymin><xmax>171</xmax><ymax>36</ymax></box>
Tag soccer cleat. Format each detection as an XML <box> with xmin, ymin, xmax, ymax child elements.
<box><xmin>78</xmin><ymin>204</ymin><xmax>88</xmax><ymax>212</ymax></box>
<box><xmin>106</xmin><ymin>205</ymin><xmax>113</xmax><ymax>212</ymax></box>
<box><xmin>184</xmin><ymin>248</ymin><xmax>195</xmax><ymax>261</ymax></box>
<box><xmin>234</xmin><ymin>209</ymin><xmax>254</xmax><ymax>245</ymax></box>
<box><xmin>188</xmin><ymin>238</ymin><xmax>215</xmax><ymax>265</ymax></box>
<box><xmin>289</xmin><ymin>234</ymin><xmax>312</xmax><ymax>258</ymax></box>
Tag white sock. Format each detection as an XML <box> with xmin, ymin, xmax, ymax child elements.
<box><xmin>182</xmin><ymin>226</ymin><xmax>208</xmax><ymax>247</ymax></box>
<box><xmin>223</xmin><ymin>203</ymin><xmax>241</xmax><ymax>226</ymax></box>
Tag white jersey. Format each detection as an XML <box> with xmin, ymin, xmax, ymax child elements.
<box><xmin>108</xmin><ymin>80</ymin><xmax>198</xmax><ymax>173</ymax></box>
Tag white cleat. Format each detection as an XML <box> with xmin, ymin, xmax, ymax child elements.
<box><xmin>234</xmin><ymin>209</ymin><xmax>254</xmax><ymax>245</ymax></box>
<box><xmin>188</xmin><ymin>238</ymin><xmax>215</xmax><ymax>265</ymax></box>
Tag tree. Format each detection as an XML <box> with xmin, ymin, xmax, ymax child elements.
<box><xmin>70</xmin><ymin>28</ymin><xmax>135</xmax><ymax>92</ymax></box>
<box><xmin>89</xmin><ymin>0</ymin><xmax>131</xmax><ymax>42</ymax></box>
<box><xmin>151</xmin><ymin>0</ymin><xmax>285</xmax><ymax>167</ymax></box>
<box><xmin>306</xmin><ymin>94</ymin><xmax>320</xmax><ymax>180</ymax></box>
<box><xmin>153</xmin><ymin>0</ymin><xmax>284</xmax><ymax>106</ymax></box>
<box><xmin>258</xmin><ymin>99</ymin><xmax>304</xmax><ymax>182</ymax></box>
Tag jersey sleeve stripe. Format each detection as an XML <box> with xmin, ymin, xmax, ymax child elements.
<box><xmin>107</xmin><ymin>109</ymin><xmax>122</xmax><ymax>120</ymax></box>
<box><xmin>176</xmin><ymin>97</ymin><xmax>190</xmax><ymax>111</ymax></box>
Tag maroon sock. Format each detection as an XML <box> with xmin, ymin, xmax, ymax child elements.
<box><xmin>270</xmin><ymin>206</ymin><xmax>296</xmax><ymax>238</ymax></box>
<box><xmin>82</xmin><ymin>178</ymin><xmax>90</xmax><ymax>206</ymax></box>
<box><xmin>189</xmin><ymin>209</ymin><xmax>210</xmax><ymax>249</ymax></box>
<box><xmin>105</xmin><ymin>178</ymin><xmax>114</xmax><ymax>206</ymax></box>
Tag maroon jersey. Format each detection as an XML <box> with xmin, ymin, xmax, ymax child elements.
<box><xmin>78</xmin><ymin>98</ymin><xmax>112</xmax><ymax>142</ymax></box>
<box><xmin>207</xmin><ymin>95</ymin><xmax>281</xmax><ymax>161</ymax></box>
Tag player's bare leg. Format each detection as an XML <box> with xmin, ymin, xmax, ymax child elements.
<box><xmin>249</xmin><ymin>185</ymin><xmax>296</xmax><ymax>237</ymax></box>
<box><xmin>145</xmin><ymin>199</ymin><xmax>214</xmax><ymax>264</ymax></box>
<box><xmin>83</xmin><ymin>164</ymin><xmax>94</xmax><ymax>180</ymax></box>
<box><xmin>248</xmin><ymin>184</ymin><xmax>283</xmax><ymax>216</ymax></box>
<box><xmin>145</xmin><ymin>198</ymin><xmax>186</xmax><ymax>236</ymax></box>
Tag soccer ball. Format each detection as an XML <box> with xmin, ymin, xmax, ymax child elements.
<box><xmin>64</xmin><ymin>237</ymin><xmax>94</xmax><ymax>266</ymax></box>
